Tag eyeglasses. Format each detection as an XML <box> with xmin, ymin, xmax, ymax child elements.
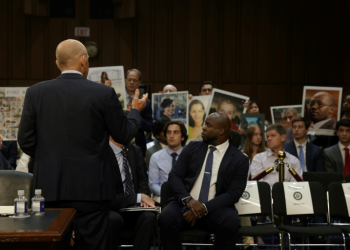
<box><xmin>126</xmin><ymin>79</ymin><xmax>139</xmax><ymax>83</ymax></box>
<box><xmin>307</xmin><ymin>100</ymin><xmax>333</xmax><ymax>109</ymax></box>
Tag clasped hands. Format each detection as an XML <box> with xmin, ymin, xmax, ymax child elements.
<box><xmin>132</xmin><ymin>89</ymin><xmax>148</xmax><ymax>112</ymax></box>
<box><xmin>183</xmin><ymin>199</ymin><xmax>207</xmax><ymax>227</ymax></box>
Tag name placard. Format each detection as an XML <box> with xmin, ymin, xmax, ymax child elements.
<box><xmin>341</xmin><ymin>183</ymin><xmax>350</xmax><ymax>217</ymax></box>
<box><xmin>235</xmin><ymin>181</ymin><xmax>261</xmax><ymax>215</ymax></box>
<box><xmin>283</xmin><ymin>182</ymin><xmax>313</xmax><ymax>215</ymax></box>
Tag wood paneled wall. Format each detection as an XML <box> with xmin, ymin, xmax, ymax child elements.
<box><xmin>1</xmin><ymin>0</ymin><xmax>350</xmax><ymax>120</ymax></box>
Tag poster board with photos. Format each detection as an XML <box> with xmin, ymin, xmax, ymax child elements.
<box><xmin>270</xmin><ymin>105</ymin><xmax>303</xmax><ymax>132</ymax></box>
<box><xmin>0</xmin><ymin>87</ymin><xmax>28</xmax><ymax>141</ymax></box>
<box><xmin>207</xmin><ymin>89</ymin><xmax>249</xmax><ymax>129</ymax></box>
<box><xmin>187</xmin><ymin>96</ymin><xmax>210</xmax><ymax>140</ymax></box>
<box><xmin>87</xmin><ymin>66</ymin><xmax>127</xmax><ymax>110</ymax></box>
<box><xmin>241</xmin><ymin>114</ymin><xmax>265</xmax><ymax>135</ymax></box>
<box><xmin>302</xmin><ymin>86</ymin><xmax>342</xmax><ymax>136</ymax></box>
<box><xmin>152</xmin><ymin>91</ymin><xmax>189</xmax><ymax>128</ymax></box>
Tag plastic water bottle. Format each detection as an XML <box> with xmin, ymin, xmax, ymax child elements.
<box><xmin>14</xmin><ymin>190</ymin><xmax>28</xmax><ymax>216</ymax></box>
<box><xmin>31</xmin><ymin>189</ymin><xmax>45</xmax><ymax>215</ymax></box>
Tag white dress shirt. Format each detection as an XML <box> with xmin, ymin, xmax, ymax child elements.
<box><xmin>250</xmin><ymin>149</ymin><xmax>303</xmax><ymax>187</ymax></box>
<box><xmin>190</xmin><ymin>140</ymin><xmax>229</xmax><ymax>201</ymax></box>
<box><xmin>61</xmin><ymin>70</ymin><xmax>82</xmax><ymax>75</ymax></box>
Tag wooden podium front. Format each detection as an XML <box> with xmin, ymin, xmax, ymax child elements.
<box><xmin>0</xmin><ymin>208</ymin><xmax>76</xmax><ymax>250</ymax></box>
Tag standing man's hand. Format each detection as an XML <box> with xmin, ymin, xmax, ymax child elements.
<box><xmin>132</xmin><ymin>89</ymin><xmax>148</xmax><ymax>112</ymax></box>
<box><xmin>186</xmin><ymin>199</ymin><xmax>206</xmax><ymax>218</ymax></box>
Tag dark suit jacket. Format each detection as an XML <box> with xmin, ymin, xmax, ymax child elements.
<box><xmin>135</xmin><ymin>98</ymin><xmax>152</xmax><ymax>156</ymax></box>
<box><xmin>168</xmin><ymin>141</ymin><xmax>249</xmax><ymax>213</ymax></box>
<box><xmin>145</xmin><ymin>140</ymin><xmax>163</xmax><ymax>170</ymax></box>
<box><xmin>110</xmin><ymin>144</ymin><xmax>151</xmax><ymax>210</ymax></box>
<box><xmin>1</xmin><ymin>141</ymin><xmax>18</xmax><ymax>168</ymax></box>
<box><xmin>284</xmin><ymin>141</ymin><xmax>325</xmax><ymax>172</ymax></box>
<box><xmin>319</xmin><ymin>119</ymin><xmax>336</xmax><ymax>130</ymax></box>
<box><xmin>323</xmin><ymin>144</ymin><xmax>344</xmax><ymax>177</ymax></box>
<box><xmin>18</xmin><ymin>73</ymin><xmax>141</xmax><ymax>202</ymax></box>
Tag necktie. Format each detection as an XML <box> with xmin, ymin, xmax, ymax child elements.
<box><xmin>171</xmin><ymin>152</ymin><xmax>177</xmax><ymax>167</ymax></box>
<box><xmin>298</xmin><ymin>145</ymin><xmax>305</xmax><ymax>172</ymax></box>
<box><xmin>344</xmin><ymin>148</ymin><xmax>350</xmax><ymax>179</ymax></box>
<box><xmin>198</xmin><ymin>147</ymin><xmax>217</xmax><ymax>203</ymax></box>
<box><xmin>122</xmin><ymin>148</ymin><xmax>134</xmax><ymax>195</ymax></box>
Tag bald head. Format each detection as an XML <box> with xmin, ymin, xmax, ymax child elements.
<box><xmin>162</xmin><ymin>84</ymin><xmax>177</xmax><ymax>93</ymax></box>
<box><xmin>202</xmin><ymin>113</ymin><xmax>231</xmax><ymax>145</ymax></box>
<box><xmin>55</xmin><ymin>39</ymin><xmax>89</xmax><ymax>77</ymax></box>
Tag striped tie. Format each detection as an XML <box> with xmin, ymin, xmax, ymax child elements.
<box><xmin>122</xmin><ymin>147</ymin><xmax>134</xmax><ymax>195</ymax></box>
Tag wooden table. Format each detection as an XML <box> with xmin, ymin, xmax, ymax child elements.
<box><xmin>0</xmin><ymin>208</ymin><xmax>76</xmax><ymax>250</ymax></box>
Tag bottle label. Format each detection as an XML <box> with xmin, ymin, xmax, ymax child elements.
<box><xmin>15</xmin><ymin>201</ymin><xmax>27</xmax><ymax>213</ymax></box>
<box><xmin>33</xmin><ymin>201</ymin><xmax>45</xmax><ymax>213</ymax></box>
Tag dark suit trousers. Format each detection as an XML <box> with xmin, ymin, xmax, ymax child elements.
<box><xmin>46</xmin><ymin>200</ymin><xmax>111</xmax><ymax>250</ymax></box>
<box><xmin>109</xmin><ymin>210</ymin><xmax>157</xmax><ymax>250</ymax></box>
<box><xmin>159</xmin><ymin>201</ymin><xmax>239</xmax><ymax>250</ymax></box>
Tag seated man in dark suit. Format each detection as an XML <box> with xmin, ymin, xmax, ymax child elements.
<box><xmin>159</xmin><ymin>113</ymin><xmax>249</xmax><ymax>250</ymax></box>
<box><xmin>323</xmin><ymin>119</ymin><xmax>350</xmax><ymax>179</ymax></box>
<box><xmin>284</xmin><ymin>117</ymin><xmax>325</xmax><ymax>172</ymax></box>
<box><xmin>1</xmin><ymin>140</ymin><xmax>18</xmax><ymax>168</ymax></box>
<box><xmin>108</xmin><ymin>136</ymin><xmax>156</xmax><ymax>250</ymax></box>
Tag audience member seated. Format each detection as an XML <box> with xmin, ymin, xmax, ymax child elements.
<box><xmin>108</xmin><ymin>137</ymin><xmax>156</xmax><ymax>250</ymax></box>
<box><xmin>283</xmin><ymin>108</ymin><xmax>299</xmax><ymax>145</ymax></box>
<box><xmin>124</xmin><ymin>69</ymin><xmax>153</xmax><ymax>156</ymax></box>
<box><xmin>251</xmin><ymin>124</ymin><xmax>302</xmax><ymax>187</ymax></box>
<box><xmin>145</xmin><ymin>118</ymin><xmax>170</xmax><ymax>170</ymax></box>
<box><xmin>158</xmin><ymin>113</ymin><xmax>249</xmax><ymax>250</ymax></box>
<box><xmin>323</xmin><ymin>119</ymin><xmax>350</xmax><ymax>179</ymax></box>
<box><xmin>284</xmin><ymin>117</ymin><xmax>324</xmax><ymax>172</ymax></box>
<box><xmin>1</xmin><ymin>139</ymin><xmax>18</xmax><ymax>168</ymax></box>
<box><xmin>199</xmin><ymin>81</ymin><xmax>214</xmax><ymax>96</ymax></box>
<box><xmin>149</xmin><ymin>121</ymin><xmax>187</xmax><ymax>201</ymax></box>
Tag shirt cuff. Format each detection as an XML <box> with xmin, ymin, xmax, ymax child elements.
<box><xmin>202</xmin><ymin>203</ymin><xmax>208</xmax><ymax>215</ymax></box>
<box><xmin>137</xmin><ymin>193</ymin><xmax>141</xmax><ymax>203</ymax></box>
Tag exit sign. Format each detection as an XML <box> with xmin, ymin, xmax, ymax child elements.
<box><xmin>75</xmin><ymin>27</ymin><xmax>90</xmax><ymax>37</ymax></box>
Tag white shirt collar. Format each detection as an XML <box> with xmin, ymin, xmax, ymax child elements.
<box><xmin>338</xmin><ymin>142</ymin><xmax>350</xmax><ymax>151</ymax></box>
<box><xmin>109</xmin><ymin>141</ymin><xmax>123</xmax><ymax>154</ymax></box>
<box><xmin>311</xmin><ymin>119</ymin><xmax>332</xmax><ymax>129</ymax></box>
<box><xmin>209</xmin><ymin>140</ymin><xmax>229</xmax><ymax>154</ymax></box>
<box><xmin>267</xmin><ymin>148</ymin><xmax>289</xmax><ymax>158</ymax></box>
<box><xmin>294</xmin><ymin>139</ymin><xmax>306</xmax><ymax>148</ymax></box>
<box><xmin>61</xmin><ymin>70</ymin><xmax>82</xmax><ymax>75</ymax></box>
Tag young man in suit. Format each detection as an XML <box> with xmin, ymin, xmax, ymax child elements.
<box><xmin>159</xmin><ymin>113</ymin><xmax>249</xmax><ymax>250</ymax></box>
<box><xmin>125</xmin><ymin>69</ymin><xmax>153</xmax><ymax>156</ymax></box>
<box><xmin>323</xmin><ymin>119</ymin><xmax>350</xmax><ymax>179</ymax></box>
<box><xmin>284</xmin><ymin>117</ymin><xmax>325</xmax><ymax>172</ymax></box>
<box><xmin>18</xmin><ymin>39</ymin><xmax>148</xmax><ymax>250</ymax></box>
<box><xmin>108</xmin><ymin>137</ymin><xmax>156</xmax><ymax>250</ymax></box>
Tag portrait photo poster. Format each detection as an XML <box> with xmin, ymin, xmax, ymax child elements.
<box><xmin>302</xmin><ymin>86</ymin><xmax>342</xmax><ymax>135</ymax></box>
<box><xmin>207</xmin><ymin>88</ymin><xmax>249</xmax><ymax>130</ymax></box>
<box><xmin>0</xmin><ymin>87</ymin><xmax>28</xmax><ymax>141</ymax></box>
<box><xmin>270</xmin><ymin>105</ymin><xmax>303</xmax><ymax>131</ymax></box>
<box><xmin>187</xmin><ymin>95</ymin><xmax>210</xmax><ymax>140</ymax></box>
<box><xmin>152</xmin><ymin>91</ymin><xmax>189</xmax><ymax>129</ymax></box>
<box><xmin>87</xmin><ymin>66</ymin><xmax>127</xmax><ymax>110</ymax></box>
<box><xmin>241</xmin><ymin>114</ymin><xmax>265</xmax><ymax>135</ymax></box>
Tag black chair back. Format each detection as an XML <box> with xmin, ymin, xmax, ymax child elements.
<box><xmin>272</xmin><ymin>181</ymin><xmax>327</xmax><ymax>216</ymax></box>
<box><xmin>0</xmin><ymin>170</ymin><xmax>33</xmax><ymax>206</ymax></box>
<box><xmin>345</xmin><ymin>173</ymin><xmax>350</xmax><ymax>183</ymax></box>
<box><xmin>303</xmin><ymin>172</ymin><xmax>342</xmax><ymax>191</ymax></box>
<box><xmin>328</xmin><ymin>182</ymin><xmax>349</xmax><ymax>220</ymax></box>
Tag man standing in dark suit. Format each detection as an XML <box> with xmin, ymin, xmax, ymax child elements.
<box><xmin>108</xmin><ymin>137</ymin><xmax>156</xmax><ymax>250</ymax></box>
<box><xmin>18</xmin><ymin>39</ymin><xmax>148</xmax><ymax>250</ymax></box>
<box><xmin>125</xmin><ymin>69</ymin><xmax>153</xmax><ymax>156</ymax></box>
<box><xmin>284</xmin><ymin>117</ymin><xmax>324</xmax><ymax>172</ymax></box>
<box><xmin>323</xmin><ymin>119</ymin><xmax>350</xmax><ymax>179</ymax></box>
<box><xmin>159</xmin><ymin>113</ymin><xmax>249</xmax><ymax>250</ymax></box>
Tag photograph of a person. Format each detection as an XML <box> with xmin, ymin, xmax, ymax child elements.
<box><xmin>302</xmin><ymin>86</ymin><xmax>342</xmax><ymax>136</ymax></box>
<box><xmin>241</xmin><ymin>114</ymin><xmax>265</xmax><ymax>135</ymax></box>
<box><xmin>152</xmin><ymin>91</ymin><xmax>188</xmax><ymax>126</ymax></box>
<box><xmin>207</xmin><ymin>88</ymin><xmax>249</xmax><ymax>131</ymax></box>
<box><xmin>271</xmin><ymin>105</ymin><xmax>302</xmax><ymax>144</ymax></box>
<box><xmin>187</xmin><ymin>96</ymin><xmax>210</xmax><ymax>139</ymax></box>
<box><xmin>87</xmin><ymin>66</ymin><xmax>127</xmax><ymax>109</ymax></box>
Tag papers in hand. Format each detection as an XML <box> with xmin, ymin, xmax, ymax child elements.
<box><xmin>119</xmin><ymin>206</ymin><xmax>160</xmax><ymax>213</ymax></box>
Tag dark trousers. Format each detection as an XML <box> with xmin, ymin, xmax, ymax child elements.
<box><xmin>159</xmin><ymin>201</ymin><xmax>239</xmax><ymax>250</ymax></box>
<box><xmin>46</xmin><ymin>200</ymin><xmax>111</xmax><ymax>250</ymax></box>
<box><xmin>109</xmin><ymin>210</ymin><xmax>157</xmax><ymax>250</ymax></box>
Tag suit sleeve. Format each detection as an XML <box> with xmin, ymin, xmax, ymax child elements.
<box><xmin>315</xmin><ymin>148</ymin><xmax>325</xmax><ymax>172</ymax></box>
<box><xmin>105</xmin><ymin>89</ymin><xmax>142</xmax><ymax>146</ymax></box>
<box><xmin>18</xmin><ymin>89</ymin><xmax>37</xmax><ymax>157</ymax></box>
<box><xmin>323</xmin><ymin>150</ymin><xmax>335</xmax><ymax>172</ymax></box>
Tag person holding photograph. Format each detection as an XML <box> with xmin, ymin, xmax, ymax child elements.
<box><xmin>188</xmin><ymin>99</ymin><xmax>206</xmax><ymax>139</ymax></box>
<box><xmin>160</xmin><ymin>98</ymin><xmax>175</xmax><ymax>119</ymax></box>
<box><xmin>217</xmin><ymin>100</ymin><xmax>240</xmax><ymax>131</ymax></box>
<box><xmin>341</xmin><ymin>93</ymin><xmax>350</xmax><ymax>120</ymax></box>
<box><xmin>99</xmin><ymin>71</ymin><xmax>112</xmax><ymax>87</ymax></box>
<box><xmin>283</xmin><ymin>108</ymin><xmax>299</xmax><ymax>144</ymax></box>
<box><xmin>307</xmin><ymin>92</ymin><xmax>336</xmax><ymax>130</ymax></box>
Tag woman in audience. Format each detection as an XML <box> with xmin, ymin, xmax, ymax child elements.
<box><xmin>246</xmin><ymin>100</ymin><xmax>260</xmax><ymax>114</ymax></box>
<box><xmin>188</xmin><ymin>99</ymin><xmax>206</xmax><ymax>139</ymax></box>
<box><xmin>160</xmin><ymin>98</ymin><xmax>175</xmax><ymax>119</ymax></box>
<box><xmin>99</xmin><ymin>71</ymin><xmax>112</xmax><ymax>87</ymax></box>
